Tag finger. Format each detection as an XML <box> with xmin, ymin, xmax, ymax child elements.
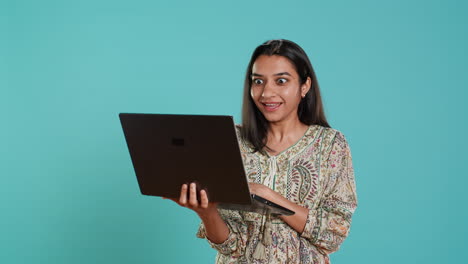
<box><xmin>248</xmin><ymin>183</ymin><xmax>256</xmax><ymax>193</ymax></box>
<box><xmin>200</xmin><ymin>189</ymin><xmax>209</xmax><ymax>209</ymax></box>
<box><xmin>188</xmin><ymin>183</ymin><xmax>198</xmax><ymax>207</ymax></box>
<box><xmin>179</xmin><ymin>184</ymin><xmax>188</xmax><ymax>205</ymax></box>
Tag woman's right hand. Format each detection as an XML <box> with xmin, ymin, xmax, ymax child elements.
<box><xmin>163</xmin><ymin>182</ymin><xmax>230</xmax><ymax>244</ymax></box>
<box><xmin>167</xmin><ymin>182</ymin><xmax>219</xmax><ymax>218</ymax></box>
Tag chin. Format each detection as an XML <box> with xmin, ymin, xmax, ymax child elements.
<box><xmin>262</xmin><ymin>114</ymin><xmax>283</xmax><ymax>123</ymax></box>
<box><xmin>261</xmin><ymin>111</ymin><xmax>297</xmax><ymax>125</ymax></box>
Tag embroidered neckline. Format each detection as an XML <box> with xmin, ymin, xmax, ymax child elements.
<box><xmin>264</xmin><ymin>125</ymin><xmax>321</xmax><ymax>159</ymax></box>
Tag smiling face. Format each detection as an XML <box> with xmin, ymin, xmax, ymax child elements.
<box><xmin>250</xmin><ymin>55</ymin><xmax>311</xmax><ymax>125</ymax></box>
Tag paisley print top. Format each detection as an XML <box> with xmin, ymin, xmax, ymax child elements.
<box><xmin>197</xmin><ymin>125</ymin><xmax>358</xmax><ymax>264</ymax></box>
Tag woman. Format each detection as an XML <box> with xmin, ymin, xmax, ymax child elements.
<box><xmin>169</xmin><ymin>39</ymin><xmax>357</xmax><ymax>263</ymax></box>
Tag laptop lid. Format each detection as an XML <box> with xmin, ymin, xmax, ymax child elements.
<box><xmin>119</xmin><ymin>113</ymin><xmax>294</xmax><ymax>216</ymax></box>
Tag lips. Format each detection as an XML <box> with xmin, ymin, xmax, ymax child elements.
<box><xmin>261</xmin><ymin>102</ymin><xmax>282</xmax><ymax>111</ymax></box>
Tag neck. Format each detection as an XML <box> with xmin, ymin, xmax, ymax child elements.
<box><xmin>267</xmin><ymin>118</ymin><xmax>308</xmax><ymax>143</ymax></box>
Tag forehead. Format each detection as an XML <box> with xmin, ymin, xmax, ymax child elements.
<box><xmin>252</xmin><ymin>55</ymin><xmax>297</xmax><ymax>75</ymax></box>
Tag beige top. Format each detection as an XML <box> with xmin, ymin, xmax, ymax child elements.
<box><xmin>197</xmin><ymin>125</ymin><xmax>358</xmax><ymax>264</ymax></box>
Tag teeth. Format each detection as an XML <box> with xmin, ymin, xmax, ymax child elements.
<box><xmin>265</xmin><ymin>103</ymin><xmax>279</xmax><ymax>106</ymax></box>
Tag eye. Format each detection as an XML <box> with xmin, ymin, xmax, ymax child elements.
<box><xmin>253</xmin><ymin>79</ymin><xmax>264</xmax><ymax>85</ymax></box>
<box><xmin>277</xmin><ymin>78</ymin><xmax>288</xmax><ymax>84</ymax></box>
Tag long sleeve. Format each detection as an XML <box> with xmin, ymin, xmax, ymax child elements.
<box><xmin>196</xmin><ymin>208</ymin><xmax>248</xmax><ymax>257</ymax></box>
<box><xmin>300</xmin><ymin>132</ymin><xmax>358</xmax><ymax>254</ymax></box>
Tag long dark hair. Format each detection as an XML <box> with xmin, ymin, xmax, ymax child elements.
<box><xmin>241</xmin><ymin>39</ymin><xmax>330</xmax><ymax>153</ymax></box>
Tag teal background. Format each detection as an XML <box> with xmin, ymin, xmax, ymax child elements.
<box><xmin>2</xmin><ymin>0</ymin><xmax>467</xmax><ymax>263</ymax></box>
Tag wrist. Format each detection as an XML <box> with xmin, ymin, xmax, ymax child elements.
<box><xmin>197</xmin><ymin>206</ymin><xmax>219</xmax><ymax>221</ymax></box>
<box><xmin>263</xmin><ymin>187</ymin><xmax>277</xmax><ymax>201</ymax></box>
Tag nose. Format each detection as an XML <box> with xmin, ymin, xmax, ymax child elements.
<box><xmin>261</xmin><ymin>81</ymin><xmax>275</xmax><ymax>98</ymax></box>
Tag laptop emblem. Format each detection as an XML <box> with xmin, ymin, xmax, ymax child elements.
<box><xmin>171</xmin><ymin>138</ymin><xmax>185</xmax><ymax>146</ymax></box>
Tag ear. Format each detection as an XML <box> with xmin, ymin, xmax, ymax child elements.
<box><xmin>300</xmin><ymin>77</ymin><xmax>312</xmax><ymax>97</ymax></box>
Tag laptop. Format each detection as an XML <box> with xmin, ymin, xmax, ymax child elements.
<box><xmin>119</xmin><ymin>113</ymin><xmax>294</xmax><ymax>216</ymax></box>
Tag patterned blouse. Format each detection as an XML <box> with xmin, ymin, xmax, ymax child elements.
<box><xmin>197</xmin><ymin>125</ymin><xmax>358</xmax><ymax>264</ymax></box>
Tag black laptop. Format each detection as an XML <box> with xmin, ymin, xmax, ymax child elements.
<box><xmin>119</xmin><ymin>113</ymin><xmax>294</xmax><ymax>216</ymax></box>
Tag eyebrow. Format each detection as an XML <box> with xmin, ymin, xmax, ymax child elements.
<box><xmin>251</xmin><ymin>72</ymin><xmax>292</xmax><ymax>77</ymax></box>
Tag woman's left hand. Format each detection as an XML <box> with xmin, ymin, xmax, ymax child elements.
<box><xmin>249</xmin><ymin>182</ymin><xmax>310</xmax><ymax>234</ymax></box>
<box><xmin>248</xmin><ymin>183</ymin><xmax>274</xmax><ymax>200</ymax></box>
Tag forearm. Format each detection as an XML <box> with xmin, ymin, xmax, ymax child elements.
<box><xmin>263</xmin><ymin>190</ymin><xmax>309</xmax><ymax>233</ymax></box>
<box><xmin>198</xmin><ymin>210</ymin><xmax>230</xmax><ymax>244</ymax></box>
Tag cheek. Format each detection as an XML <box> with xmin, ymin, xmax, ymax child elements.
<box><xmin>282</xmin><ymin>86</ymin><xmax>301</xmax><ymax>98</ymax></box>
<box><xmin>250</xmin><ymin>86</ymin><xmax>260</xmax><ymax>99</ymax></box>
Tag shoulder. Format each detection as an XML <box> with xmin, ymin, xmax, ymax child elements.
<box><xmin>235</xmin><ymin>124</ymin><xmax>243</xmax><ymax>135</ymax></box>
<box><xmin>234</xmin><ymin>124</ymin><xmax>254</xmax><ymax>152</ymax></box>
<box><xmin>321</xmin><ymin>126</ymin><xmax>348</xmax><ymax>143</ymax></box>
<box><xmin>234</xmin><ymin>124</ymin><xmax>244</xmax><ymax>143</ymax></box>
<box><xmin>314</xmin><ymin>125</ymin><xmax>351</xmax><ymax>153</ymax></box>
